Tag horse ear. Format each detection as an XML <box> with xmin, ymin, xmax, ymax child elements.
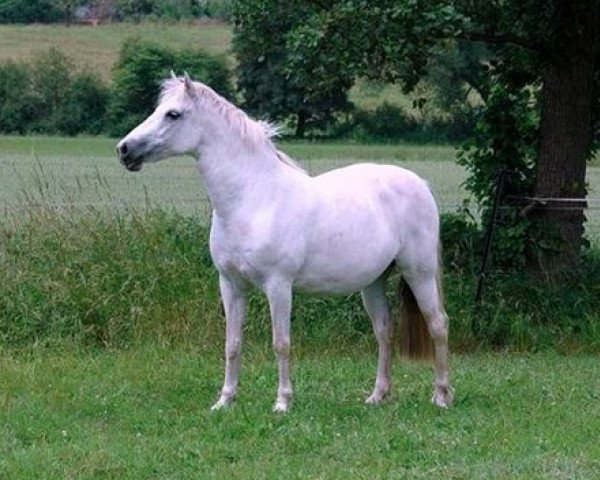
<box><xmin>170</xmin><ymin>70</ymin><xmax>177</xmax><ymax>81</ymax></box>
<box><xmin>183</xmin><ymin>71</ymin><xmax>196</xmax><ymax>97</ymax></box>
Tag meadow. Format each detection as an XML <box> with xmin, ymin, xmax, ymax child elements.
<box><xmin>2</xmin><ymin>347</ymin><xmax>600</xmax><ymax>479</ymax></box>
<box><xmin>0</xmin><ymin>22</ymin><xmax>232</xmax><ymax>80</ymax></box>
<box><xmin>1</xmin><ymin>135</ymin><xmax>600</xmax><ymax>476</ymax></box>
<box><xmin>0</xmin><ymin>135</ymin><xmax>468</xmax><ymax>218</ymax></box>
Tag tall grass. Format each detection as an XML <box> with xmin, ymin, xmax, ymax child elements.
<box><xmin>2</xmin><ymin>200</ymin><xmax>600</xmax><ymax>353</ymax></box>
<box><xmin>1</xmin><ymin>138</ymin><xmax>600</xmax><ymax>352</ymax></box>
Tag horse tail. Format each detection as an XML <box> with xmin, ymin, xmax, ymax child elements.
<box><xmin>398</xmin><ymin>278</ymin><xmax>434</xmax><ymax>360</ymax></box>
<box><xmin>398</xmin><ymin>240</ymin><xmax>443</xmax><ymax>361</ymax></box>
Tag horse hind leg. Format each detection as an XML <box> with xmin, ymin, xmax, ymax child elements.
<box><xmin>402</xmin><ymin>271</ymin><xmax>454</xmax><ymax>408</ymax></box>
<box><xmin>361</xmin><ymin>275</ymin><xmax>393</xmax><ymax>404</ymax></box>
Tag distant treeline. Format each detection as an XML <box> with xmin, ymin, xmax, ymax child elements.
<box><xmin>0</xmin><ymin>0</ymin><xmax>233</xmax><ymax>24</ymax></box>
<box><xmin>0</xmin><ymin>40</ymin><xmax>475</xmax><ymax>142</ymax></box>
<box><xmin>0</xmin><ymin>39</ymin><xmax>233</xmax><ymax>137</ymax></box>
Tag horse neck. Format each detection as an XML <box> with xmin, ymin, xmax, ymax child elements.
<box><xmin>196</xmin><ymin>140</ymin><xmax>301</xmax><ymax>220</ymax></box>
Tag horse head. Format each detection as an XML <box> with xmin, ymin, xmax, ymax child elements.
<box><xmin>116</xmin><ymin>72</ymin><xmax>203</xmax><ymax>172</ymax></box>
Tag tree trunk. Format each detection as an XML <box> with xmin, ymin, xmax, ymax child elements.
<box><xmin>295</xmin><ymin>111</ymin><xmax>307</xmax><ymax>138</ymax></box>
<box><xmin>528</xmin><ymin>0</ymin><xmax>599</xmax><ymax>274</ymax></box>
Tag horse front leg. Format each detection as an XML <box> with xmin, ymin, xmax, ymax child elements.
<box><xmin>266</xmin><ymin>280</ymin><xmax>293</xmax><ymax>413</ymax></box>
<box><xmin>212</xmin><ymin>274</ymin><xmax>247</xmax><ymax>411</ymax></box>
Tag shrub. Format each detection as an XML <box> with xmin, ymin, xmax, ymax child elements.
<box><xmin>107</xmin><ymin>38</ymin><xmax>234</xmax><ymax>137</ymax></box>
<box><xmin>0</xmin><ymin>61</ymin><xmax>38</xmax><ymax>134</ymax></box>
<box><xmin>440</xmin><ymin>206</ymin><xmax>481</xmax><ymax>272</ymax></box>
<box><xmin>0</xmin><ymin>0</ymin><xmax>61</xmax><ymax>23</ymax></box>
<box><xmin>0</xmin><ymin>49</ymin><xmax>110</xmax><ymax>135</ymax></box>
<box><xmin>52</xmin><ymin>74</ymin><xmax>110</xmax><ymax>135</ymax></box>
<box><xmin>28</xmin><ymin>48</ymin><xmax>74</xmax><ymax>133</ymax></box>
<box><xmin>351</xmin><ymin>103</ymin><xmax>418</xmax><ymax>141</ymax></box>
<box><xmin>331</xmin><ymin>102</ymin><xmax>476</xmax><ymax>143</ymax></box>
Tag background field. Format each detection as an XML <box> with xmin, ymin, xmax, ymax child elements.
<box><xmin>0</xmin><ymin>22</ymin><xmax>232</xmax><ymax>81</ymax></box>
<box><xmin>0</xmin><ymin>135</ymin><xmax>467</xmax><ymax>218</ymax></box>
<box><xmin>2</xmin><ymin>135</ymin><xmax>600</xmax><ymax>238</ymax></box>
<box><xmin>0</xmin><ymin>21</ymin><xmax>413</xmax><ymax>111</ymax></box>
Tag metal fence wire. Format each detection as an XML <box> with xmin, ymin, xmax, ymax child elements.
<box><xmin>474</xmin><ymin>170</ymin><xmax>600</xmax><ymax>311</ymax></box>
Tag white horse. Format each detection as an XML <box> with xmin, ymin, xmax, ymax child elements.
<box><xmin>117</xmin><ymin>74</ymin><xmax>453</xmax><ymax>412</ymax></box>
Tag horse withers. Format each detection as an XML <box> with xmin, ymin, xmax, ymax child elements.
<box><xmin>116</xmin><ymin>73</ymin><xmax>454</xmax><ymax>412</ymax></box>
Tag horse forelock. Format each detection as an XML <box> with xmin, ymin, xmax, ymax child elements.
<box><xmin>158</xmin><ymin>78</ymin><xmax>279</xmax><ymax>147</ymax></box>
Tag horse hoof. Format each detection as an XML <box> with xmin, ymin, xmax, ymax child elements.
<box><xmin>273</xmin><ymin>400</ymin><xmax>290</xmax><ymax>413</ymax></box>
<box><xmin>365</xmin><ymin>390</ymin><xmax>389</xmax><ymax>405</ymax></box>
<box><xmin>431</xmin><ymin>386</ymin><xmax>454</xmax><ymax>408</ymax></box>
<box><xmin>211</xmin><ymin>395</ymin><xmax>234</xmax><ymax>411</ymax></box>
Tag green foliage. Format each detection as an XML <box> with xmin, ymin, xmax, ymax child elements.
<box><xmin>107</xmin><ymin>37</ymin><xmax>233</xmax><ymax>137</ymax></box>
<box><xmin>440</xmin><ymin>205</ymin><xmax>480</xmax><ymax>272</ymax></box>
<box><xmin>51</xmin><ymin>73</ymin><xmax>110</xmax><ymax>135</ymax></box>
<box><xmin>334</xmin><ymin>102</ymin><xmax>475</xmax><ymax>143</ymax></box>
<box><xmin>1</xmin><ymin>204</ymin><xmax>600</xmax><ymax>352</ymax></box>
<box><xmin>28</xmin><ymin>48</ymin><xmax>74</xmax><ymax>132</ymax></box>
<box><xmin>284</xmin><ymin>0</ymin><xmax>600</xmax><ymax>272</ymax></box>
<box><xmin>0</xmin><ymin>48</ymin><xmax>110</xmax><ymax>135</ymax></box>
<box><xmin>285</xmin><ymin>1</ymin><xmax>465</xmax><ymax>91</ymax></box>
<box><xmin>348</xmin><ymin>103</ymin><xmax>417</xmax><ymax>141</ymax></box>
<box><xmin>232</xmin><ymin>0</ymin><xmax>353</xmax><ymax>137</ymax></box>
<box><xmin>475</xmin><ymin>249</ymin><xmax>600</xmax><ymax>350</ymax></box>
<box><xmin>112</xmin><ymin>0</ymin><xmax>233</xmax><ymax>20</ymax></box>
<box><xmin>457</xmin><ymin>50</ymin><xmax>540</xmax><ymax>269</ymax></box>
<box><xmin>0</xmin><ymin>210</ymin><xmax>219</xmax><ymax>347</ymax></box>
<box><xmin>200</xmin><ymin>0</ymin><xmax>233</xmax><ymax>20</ymax></box>
<box><xmin>0</xmin><ymin>61</ymin><xmax>38</xmax><ymax>134</ymax></box>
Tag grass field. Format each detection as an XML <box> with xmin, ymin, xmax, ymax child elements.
<box><xmin>1</xmin><ymin>21</ymin><xmax>599</xmax><ymax>478</ymax></box>
<box><xmin>0</xmin><ymin>135</ymin><xmax>467</xmax><ymax>218</ymax></box>
<box><xmin>0</xmin><ymin>22</ymin><xmax>232</xmax><ymax>81</ymax></box>
<box><xmin>1</xmin><ymin>346</ymin><xmax>599</xmax><ymax>478</ymax></box>
<box><xmin>2</xmin><ymin>135</ymin><xmax>600</xmax><ymax>233</ymax></box>
<box><xmin>1</xmin><ymin>137</ymin><xmax>600</xmax><ymax>477</ymax></box>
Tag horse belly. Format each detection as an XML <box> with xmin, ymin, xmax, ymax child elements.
<box><xmin>294</xmin><ymin>225</ymin><xmax>397</xmax><ymax>294</ymax></box>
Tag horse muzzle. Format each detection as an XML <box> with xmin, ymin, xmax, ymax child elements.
<box><xmin>117</xmin><ymin>141</ymin><xmax>144</xmax><ymax>172</ymax></box>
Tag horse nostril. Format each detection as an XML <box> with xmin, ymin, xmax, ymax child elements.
<box><xmin>118</xmin><ymin>143</ymin><xmax>128</xmax><ymax>157</ymax></box>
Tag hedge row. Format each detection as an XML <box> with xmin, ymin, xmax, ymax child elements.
<box><xmin>0</xmin><ymin>39</ymin><xmax>474</xmax><ymax>141</ymax></box>
<box><xmin>0</xmin><ymin>39</ymin><xmax>233</xmax><ymax>138</ymax></box>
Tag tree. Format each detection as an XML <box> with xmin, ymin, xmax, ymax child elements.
<box><xmin>107</xmin><ymin>38</ymin><xmax>233</xmax><ymax>136</ymax></box>
<box><xmin>232</xmin><ymin>0</ymin><xmax>354</xmax><ymax>137</ymax></box>
<box><xmin>287</xmin><ymin>0</ymin><xmax>600</xmax><ymax>273</ymax></box>
<box><xmin>51</xmin><ymin>0</ymin><xmax>85</xmax><ymax>23</ymax></box>
<box><xmin>0</xmin><ymin>0</ymin><xmax>62</xmax><ymax>23</ymax></box>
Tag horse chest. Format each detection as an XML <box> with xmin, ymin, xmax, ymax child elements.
<box><xmin>210</xmin><ymin>220</ymin><xmax>299</xmax><ymax>286</ymax></box>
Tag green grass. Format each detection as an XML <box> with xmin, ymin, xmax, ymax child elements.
<box><xmin>1</xmin><ymin>346</ymin><xmax>599</xmax><ymax>478</ymax></box>
<box><xmin>0</xmin><ymin>135</ymin><xmax>467</xmax><ymax>217</ymax></box>
<box><xmin>0</xmin><ymin>22</ymin><xmax>233</xmax><ymax>81</ymax></box>
<box><xmin>2</xmin><ymin>134</ymin><xmax>599</xmax><ymax>228</ymax></box>
<box><xmin>1</xmin><ymin>137</ymin><xmax>600</xmax><ymax>477</ymax></box>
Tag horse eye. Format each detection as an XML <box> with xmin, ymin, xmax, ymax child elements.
<box><xmin>166</xmin><ymin>110</ymin><xmax>181</xmax><ymax>120</ymax></box>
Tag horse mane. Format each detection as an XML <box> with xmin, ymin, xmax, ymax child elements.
<box><xmin>159</xmin><ymin>78</ymin><xmax>304</xmax><ymax>172</ymax></box>
<box><xmin>159</xmin><ymin>78</ymin><xmax>281</xmax><ymax>148</ymax></box>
